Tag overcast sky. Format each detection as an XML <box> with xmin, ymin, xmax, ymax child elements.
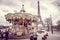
<box><xmin>0</xmin><ymin>0</ymin><xmax>60</xmax><ymax>25</ymax></box>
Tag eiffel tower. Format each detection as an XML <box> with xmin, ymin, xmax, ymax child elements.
<box><xmin>37</xmin><ymin>0</ymin><xmax>45</xmax><ymax>27</ymax></box>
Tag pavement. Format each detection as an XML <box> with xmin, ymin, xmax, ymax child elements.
<box><xmin>10</xmin><ymin>31</ymin><xmax>60</xmax><ymax>40</ymax></box>
<box><xmin>46</xmin><ymin>31</ymin><xmax>60</xmax><ymax>40</ymax></box>
<box><xmin>0</xmin><ymin>31</ymin><xmax>60</xmax><ymax>40</ymax></box>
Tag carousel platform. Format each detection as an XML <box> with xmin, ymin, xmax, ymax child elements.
<box><xmin>8</xmin><ymin>35</ymin><xmax>30</xmax><ymax>39</ymax></box>
<box><xmin>0</xmin><ymin>35</ymin><xmax>29</xmax><ymax>39</ymax></box>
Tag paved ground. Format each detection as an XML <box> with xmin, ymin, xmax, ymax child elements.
<box><xmin>46</xmin><ymin>31</ymin><xmax>60</xmax><ymax>40</ymax></box>
<box><xmin>0</xmin><ymin>31</ymin><xmax>60</xmax><ymax>40</ymax></box>
<box><xmin>0</xmin><ymin>38</ymin><xmax>29</xmax><ymax>40</ymax></box>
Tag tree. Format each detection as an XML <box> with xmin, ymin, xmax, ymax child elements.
<box><xmin>56</xmin><ymin>20</ymin><xmax>60</xmax><ymax>30</ymax></box>
<box><xmin>57</xmin><ymin>20</ymin><xmax>60</xmax><ymax>25</ymax></box>
<box><xmin>45</xmin><ymin>18</ymin><xmax>52</xmax><ymax>31</ymax></box>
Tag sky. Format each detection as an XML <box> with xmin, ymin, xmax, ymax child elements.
<box><xmin>0</xmin><ymin>0</ymin><xmax>60</xmax><ymax>26</ymax></box>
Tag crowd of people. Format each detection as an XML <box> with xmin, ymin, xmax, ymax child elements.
<box><xmin>30</xmin><ymin>34</ymin><xmax>37</xmax><ymax>40</ymax></box>
<box><xmin>0</xmin><ymin>30</ymin><xmax>38</xmax><ymax>40</ymax></box>
<box><xmin>0</xmin><ymin>30</ymin><xmax>9</xmax><ymax>40</ymax></box>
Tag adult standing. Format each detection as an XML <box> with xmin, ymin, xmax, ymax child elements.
<box><xmin>1</xmin><ymin>31</ymin><xmax>3</xmax><ymax>40</ymax></box>
<box><xmin>5</xmin><ymin>31</ymin><xmax>9</xmax><ymax>40</ymax></box>
<box><xmin>0</xmin><ymin>30</ymin><xmax>1</xmax><ymax>40</ymax></box>
<box><xmin>30</xmin><ymin>33</ymin><xmax>34</xmax><ymax>40</ymax></box>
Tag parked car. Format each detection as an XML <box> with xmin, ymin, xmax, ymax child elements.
<box><xmin>37</xmin><ymin>30</ymin><xmax>48</xmax><ymax>40</ymax></box>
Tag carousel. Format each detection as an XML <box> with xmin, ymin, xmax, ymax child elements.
<box><xmin>5</xmin><ymin>5</ymin><xmax>38</xmax><ymax>38</ymax></box>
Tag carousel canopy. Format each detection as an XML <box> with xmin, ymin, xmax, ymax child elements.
<box><xmin>5</xmin><ymin>5</ymin><xmax>38</xmax><ymax>22</ymax></box>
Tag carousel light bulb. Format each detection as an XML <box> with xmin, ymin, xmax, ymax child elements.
<box><xmin>23</xmin><ymin>18</ymin><xmax>25</xmax><ymax>20</ymax></box>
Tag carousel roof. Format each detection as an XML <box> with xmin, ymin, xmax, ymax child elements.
<box><xmin>5</xmin><ymin>5</ymin><xmax>38</xmax><ymax>21</ymax></box>
<box><xmin>5</xmin><ymin>13</ymin><xmax>38</xmax><ymax>20</ymax></box>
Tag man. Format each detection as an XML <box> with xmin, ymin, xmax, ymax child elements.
<box><xmin>29</xmin><ymin>31</ymin><xmax>34</xmax><ymax>40</ymax></box>
<box><xmin>1</xmin><ymin>31</ymin><xmax>3</xmax><ymax>40</ymax></box>
<box><xmin>30</xmin><ymin>35</ymin><xmax>34</xmax><ymax>40</ymax></box>
<box><xmin>5</xmin><ymin>31</ymin><xmax>9</xmax><ymax>40</ymax></box>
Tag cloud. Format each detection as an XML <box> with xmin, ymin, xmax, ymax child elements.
<box><xmin>0</xmin><ymin>0</ymin><xmax>59</xmax><ymax>25</ymax></box>
<box><xmin>0</xmin><ymin>0</ymin><xmax>18</xmax><ymax>7</ymax></box>
<box><xmin>53</xmin><ymin>0</ymin><xmax>60</xmax><ymax>10</ymax></box>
